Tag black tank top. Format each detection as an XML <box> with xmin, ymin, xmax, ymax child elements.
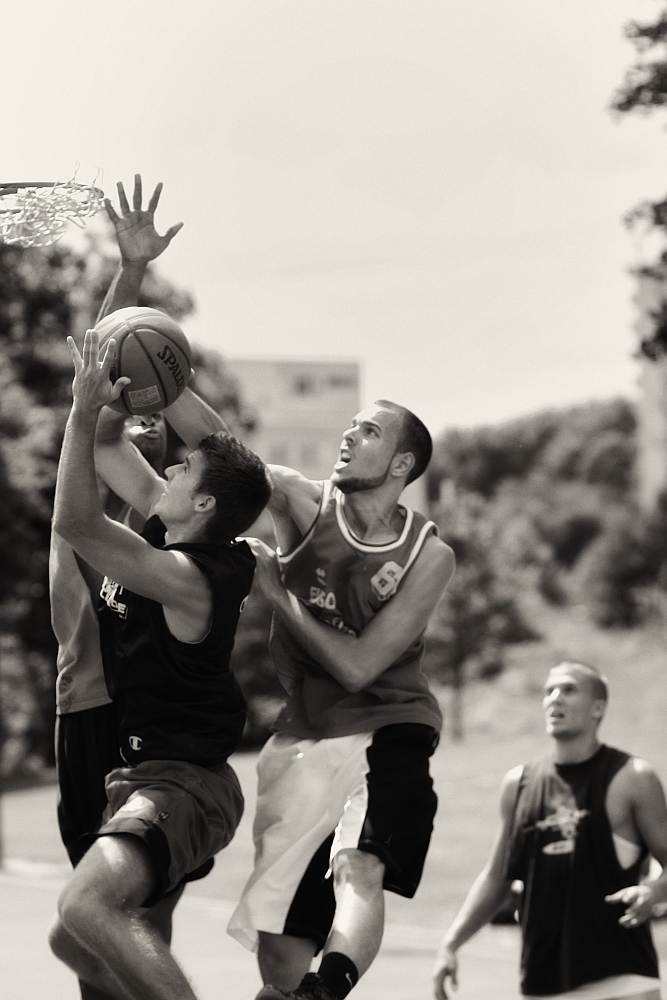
<box><xmin>97</xmin><ymin>515</ymin><xmax>254</xmax><ymax>767</ymax></box>
<box><xmin>506</xmin><ymin>745</ymin><xmax>659</xmax><ymax>995</ymax></box>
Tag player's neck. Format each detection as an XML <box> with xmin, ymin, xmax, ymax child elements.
<box><xmin>552</xmin><ymin>732</ymin><xmax>601</xmax><ymax>765</ymax></box>
<box><xmin>341</xmin><ymin>488</ymin><xmax>405</xmax><ymax>543</ymax></box>
<box><xmin>163</xmin><ymin>516</ymin><xmax>209</xmax><ymax>546</ymax></box>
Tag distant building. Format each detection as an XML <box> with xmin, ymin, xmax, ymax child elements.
<box><xmin>226</xmin><ymin>358</ymin><xmax>360</xmax><ymax>481</ymax></box>
<box><xmin>226</xmin><ymin>357</ymin><xmax>430</xmax><ymax>514</ymax></box>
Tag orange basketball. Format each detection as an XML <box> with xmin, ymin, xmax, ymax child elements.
<box><xmin>95</xmin><ymin>306</ymin><xmax>191</xmax><ymax>416</ymax></box>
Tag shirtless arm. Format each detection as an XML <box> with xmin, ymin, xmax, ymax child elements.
<box><xmin>432</xmin><ymin>767</ymin><xmax>521</xmax><ymax>1000</ymax></box>
<box><xmin>248</xmin><ymin>533</ymin><xmax>455</xmax><ymax>693</ymax></box>
<box><xmin>605</xmin><ymin>759</ymin><xmax>667</xmax><ymax>927</ymax></box>
<box><xmin>53</xmin><ymin>331</ymin><xmax>211</xmax><ymax>638</ymax></box>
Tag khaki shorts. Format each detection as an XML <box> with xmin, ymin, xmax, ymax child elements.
<box><xmin>95</xmin><ymin>758</ymin><xmax>244</xmax><ymax>905</ymax></box>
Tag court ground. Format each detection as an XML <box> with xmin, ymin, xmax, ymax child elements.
<box><xmin>2</xmin><ymin>748</ymin><xmax>666</xmax><ymax>1000</ymax></box>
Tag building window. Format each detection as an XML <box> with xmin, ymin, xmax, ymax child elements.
<box><xmin>292</xmin><ymin>375</ymin><xmax>315</xmax><ymax>396</ymax></box>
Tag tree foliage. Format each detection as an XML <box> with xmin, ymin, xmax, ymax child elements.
<box><xmin>428</xmin><ymin>399</ymin><xmax>664</xmax><ymax>638</ymax></box>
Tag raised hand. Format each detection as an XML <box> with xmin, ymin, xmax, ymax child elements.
<box><xmin>105</xmin><ymin>174</ymin><xmax>183</xmax><ymax>264</ymax></box>
<box><xmin>605</xmin><ymin>884</ymin><xmax>656</xmax><ymax>928</ymax></box>
<box><xmin>245</xmin><ymin>537</ymin><xmax>284</xmax><ymax>598</ymax></box>
<box><xmin>67</xmin><ymin>329</ymin><xmax>131</xmax><ymax>411</ymax></box>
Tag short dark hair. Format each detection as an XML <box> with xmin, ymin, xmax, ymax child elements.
<box><xmin>197</xmin><ymin>432</ymin><xmax>272</xmax><ymax>542</ymax></box>
<box><xmin>553</xmin><ymin>661</ymin><xmax>609</xmax><ymax>703</ymax></box>
<box><xmin>375</xmin><ymin>400</ymin><xmax>433</xmax><ymax>484</ymax></box>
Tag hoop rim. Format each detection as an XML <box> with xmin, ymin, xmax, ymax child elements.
<box><xmin>0</xmin><ymin>181</ymin><xmax>104</xmax><ymax>195</ymax></box>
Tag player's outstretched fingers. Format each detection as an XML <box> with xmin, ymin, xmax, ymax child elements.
<box><xmin>133</xmin><ymin>173</ymin><xmax>142</xmax><ymax>211</ymax></box>
<box><xmin>147</xmin><ymin>181</ymin><xmax>163</xmax><ymax>215</ymax></box>
<box><xmin>104</xmin><ymin>198</ymin><xmax>120</xmax><ymax>225</ymax></box>
<box><xmin>164</xmin><ymin>221</ymin><xmax>184</xmax><ymax>243</ymax></box>
<box><xmin>117</xmin><ymin>181</ymin><xmax>131</xmax><ymax>216</ymax></box>
<box><xmin>66</xmin><ymin>336</ymin><xmax>83</xmax><ymax>373</ymax></box>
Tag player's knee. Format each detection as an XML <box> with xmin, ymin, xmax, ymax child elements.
<box><xmin>48</xmin><ymin>914</ymin><xmax>74</xmax><ymax>960</ymax></box>
<box><xmin>333</xmin><ymin>847</ymin><xmax>385</xmax><ymax>892</ymax></box>
<box><xmin>57</xmin><ymin>879</ymin><xmax>101</xmax><ymax>940</ymax></box>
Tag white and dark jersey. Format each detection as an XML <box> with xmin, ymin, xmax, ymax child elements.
<box><xmin>271</xmin><ymin>481</ymin><xmax>443</xmax><ymax>739</ymax></box>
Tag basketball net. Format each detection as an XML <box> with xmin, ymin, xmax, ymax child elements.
<box><xmin>0</xmin><ymin>180</ymin><xmax>105</xmax><ymax>248</ymax></box>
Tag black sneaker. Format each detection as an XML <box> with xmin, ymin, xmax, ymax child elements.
<box><xmin>292</xmin><ymin>973</ymin><xmax>338</xmax><ymax>1000</ymax></box>
<box><xmin>254</xmin><ymin>986</ymin><xmax>292</xmax><ymax>1000</ymax></box>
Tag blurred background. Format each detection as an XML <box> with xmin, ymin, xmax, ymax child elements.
<box><xmin>3</xmin><ymin>2</ymin><xmax>667</xmax><ymax>997</ymax></box>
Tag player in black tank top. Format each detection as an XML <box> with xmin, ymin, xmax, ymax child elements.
<box><xmin>508</xmin><ymin>746</ymin><xmax>659</xmax><ymax>994</ymax></box>
<box><xmin>49</xmin><ymin>326</ymin><xmax>272</xmax><ymax>1000</ymax></box>
<box><xmin>434</xmin><ymin>661</ymin><xmax>667</xmax><ymax>1000</ymax></box>
<box><xmin>98</xmin><ymin>514</ymin><xmax>252</xmax><ymax>767</ymax></box>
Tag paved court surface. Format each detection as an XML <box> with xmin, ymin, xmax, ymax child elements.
<box><xmin>0</xmin><ymin>863</ymin><xmax>521</xmax><ymax>1000</ymax></box>
<box><xmin>2</xmin><ymin>766</ymin><xmax>665</xmax><ymax>1000</ymax></box>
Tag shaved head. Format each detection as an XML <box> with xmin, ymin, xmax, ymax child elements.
<box><xmin>550</xmin><ymin>661</ymin><xmax>608</xmax><ymax>703</ymax></box>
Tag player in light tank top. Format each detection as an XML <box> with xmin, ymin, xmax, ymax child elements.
<box><xmin>228</xmin><ymin>400</ymin><xmax>455</xmax><ymax>1000</ymax></box>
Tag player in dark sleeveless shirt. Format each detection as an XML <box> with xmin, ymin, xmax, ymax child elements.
<box><xmin>48</xmin><ymin>328</ymin><xmax>272</xmax><ymax>1000</ymax></box>
<box><xmin>433</xmin><ymin>661</ymin><xmax>667</xmax><ymax>1000</ymax></box>
<box><xmin>228</xmin><ymin>401</ymin><xmax>455</xmax><ymax>1000</ymax></box>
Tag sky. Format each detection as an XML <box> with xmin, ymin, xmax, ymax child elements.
<box><xmin>3</xmin><ymin>0</ymin><xmax>667</xmax><ymax>436</ymax></box>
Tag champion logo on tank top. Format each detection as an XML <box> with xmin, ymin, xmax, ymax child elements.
<box><xmin>100</xmin><ymin>576</ymin><xmax>128</xmax><ymax>619</ymax></box>
<box><xmin>533</xmin><ymin>788</ymin><xmax>589</xmax><ymax>855</ymax></box>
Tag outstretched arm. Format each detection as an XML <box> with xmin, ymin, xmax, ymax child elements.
<box><xmin>96</xmin><ymin>174</ymin><xmax>183</xmax><ymax>322</ymax></box>
<box><xmin>54</xmin><ymin>330</ymin><xmax>210</xmax><ymax>629</ymax></box>
<box><xmin>432</xmin><ymin>768</ymin><xmax>521</xmax><ymax>1000</ymax></box>
<box><xmin>248</xmin><ymin>533</ymin><xmax>454</xmax><ymax>693</ymax></box>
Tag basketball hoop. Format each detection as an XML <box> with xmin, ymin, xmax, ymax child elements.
<box><xmin>0</xmin><ymin>180</ymin><xmax>105</xmax><ymax>248</ymax></box>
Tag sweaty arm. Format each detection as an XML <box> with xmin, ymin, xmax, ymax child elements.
<box><xmin>249</xmin><ymin>533</ymin><xmax>455</xmax><ymax>693</ymax></box>
<box><xmin>432</xmin><ymin>767</ymin><xmax>521</xmax><ymax>1000</ymax></box>
<box><xmin>53</xmin><ymin>332</ymin><xmax>212</xmax><ymax>641</ymax></box>
<box><xmin>604</xmin><ymin>759</ymin><xmax>667</xmax><ymax>927</ymax></box>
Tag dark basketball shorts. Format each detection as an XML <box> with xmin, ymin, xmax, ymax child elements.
<box><xmin>228</xmin><ymin>723</ymin><xmax>438</xmax><ymax>953</ymax></box>
<box><xmin>89</xmin><ymin>757</ymin><xmax>244</xmax><ymax>906</ymax></box>
<box><xmin>56</xmin><ymin>703</ymin><xmax>124</xmax><ymax>866</ymax></box>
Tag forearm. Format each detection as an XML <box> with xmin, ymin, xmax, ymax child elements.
<box><xmin>647</xmin><ymin>866</ymin><xmax>667</xmax><ymax>907</ymax></box>
<box><xmin>440</xmin><ymin>868</ymin><xmax>512</xmax><ymax>953</ymax></box>
<box><xmin>163</xmin><ymin>387</ymin><xmax>229</xmax><ymax>450</ymax></box>
<box><xmin>269</xmin><ymin>587</ymin><xmax>378</xmax><ymax>692</ymax></box>
<box><xmin>54</xmin><ymin>405</ymin><xmax>107</xmax><ymax>542</ymax></box>
<box><xmin>96</xmin><ymin>261</ymin><xmax>147</xmax><ymax>323</ymax></box>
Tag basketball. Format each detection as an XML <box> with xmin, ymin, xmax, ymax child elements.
<box><xmin>94</xmin><ymin>306</ymin><xmax>191</xmax><ymax>415</ymax></box>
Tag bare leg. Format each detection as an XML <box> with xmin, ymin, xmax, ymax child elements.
<box><xmin>49</xmin><ymin>916</ymin><xmax>131</xmax><ymax>1000</ymax></box>
<box><xmin>258</xmin><ymin>931</ymin><xmax>316</xmax><ymax>990</ymax></box>
<box><xmin>56</xmin><ymin>835</ymin><xmax>198</xmax><ymax>1000</ymax></box>
<box><xmin>323</xmin><ymin>849</ymin><xmax>385</xmax><ymax>977</ymax></box>
<box><xmin>51</xmin><ymin>879</ymin><xmax>186</xmax><ymax>1000</ymax></box>
<box><xmin>142</xmin><ymin>882</ymin><xmax>185</xmax><ymax>944</ymax></box>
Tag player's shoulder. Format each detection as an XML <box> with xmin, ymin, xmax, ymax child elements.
<box><xmin>500</xmin><ymin>764</ymin><xmax>525</xmax><ymax>805</ymax></box>
<box><xmin>418</xmin><ymin>531</ymin><xmax>456</xmax><ymax>580</ymax></box>
<box><xmin>611</xmin><ymin>752</ymin><xmax>663</xmax><ymax>796</ymax></box>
